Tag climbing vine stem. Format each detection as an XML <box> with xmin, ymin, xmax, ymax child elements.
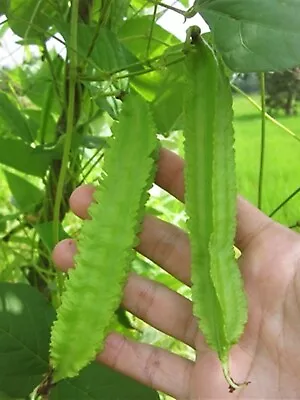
<box><xmin>53</xmin><ymin>0</ymin><xmax>79</xmax><ymax>300</ymax></box>
<box><xmin>258</xmin><ymin>72</ymin><xmax>266</xmax><ymax>210</ymax></box>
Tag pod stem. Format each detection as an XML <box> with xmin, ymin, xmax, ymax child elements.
<box><xmin>222</xmin><ymin>361</ymin><xmax>250</xmax><ymax>393</ymax></box>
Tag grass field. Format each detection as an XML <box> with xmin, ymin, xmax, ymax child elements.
<box><xmin>233</xmin><ymin>94</ymin><xmax>300</xmax><ymax>229</ymax></box>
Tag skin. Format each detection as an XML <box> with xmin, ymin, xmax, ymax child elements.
<box><xmin>53</xmin><ymin>148</ymin><xmax>300</xmax><ymax>399</ymax></box>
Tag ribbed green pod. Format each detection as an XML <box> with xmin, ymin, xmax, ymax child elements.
<box><xmin>183</xmin><ymin>29</ymin><xmax>247</xmax><ymax>389</ymax></box>
<box><xmin>50</xmin><ymin>94</ymin><xmax>158</xmax><ymax>382</ymax></box>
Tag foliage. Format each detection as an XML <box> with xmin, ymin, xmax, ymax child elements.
<box><xmin>265</xmin><ymin>68</ymin><xmax>300</xmax><ymax>116</ymax></box>
<box><xmin>0</xmin><ymin>0</ymin><xmax>300</xmax><ymax>398</ymax></box>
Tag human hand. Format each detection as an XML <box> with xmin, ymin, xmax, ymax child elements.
<box><xmin>53</xmin><ymin>148</ymin><xmax>300</xmax><ymax>399</ymax></box>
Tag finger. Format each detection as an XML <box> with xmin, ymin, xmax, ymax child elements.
<box><xmin>124</xmin><ymin>274</ymin><xmax>198</xmax><ymax>349</ymax></box>
<box><xmin>138</xmin><ymin>215</ymin><xmax>191</xmax><ymax>285</ymax></box>
<box><xmin>52</xmin><ymin>238</ymin><xmax>77</xmax><ymax>272</ymax></box>
<box><xmin>69</xmin><ymin>183</ymin><xmax>95</xmax><ymax>220</ymax></box>
<box><xmin>236</xmin><ymin>196</ymin><xmax>277</xmax><ymax>251</ymax></box>
<box><xmin>53</xmin><ymin>214</ymin><xmax>191</xmax><ymax>286</ymax></box>
<box><xmin>156</xmin><ymin>148</ymin><xmax>275</xmax><ymax>251</ymax></box>
<box><xmin>97</xmin><ymin>332</ymin><xmax>193</xmax><ymax>400</ymax></box>
<box><xmin>53</xmin><ymin>239</ymin><xmax>199</xmax><ymax>348</ymax></box>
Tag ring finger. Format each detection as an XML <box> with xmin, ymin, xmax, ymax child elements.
<box><xmin>53</xmin><ymin>238</ymin><xmax>200</xmax><ymax>349</ymax></box>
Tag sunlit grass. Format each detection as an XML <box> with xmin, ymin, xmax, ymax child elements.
<box><xmin>234</xmin><ymin>95</ymin><xmax>300</xmax><ymax>228</ymax></box>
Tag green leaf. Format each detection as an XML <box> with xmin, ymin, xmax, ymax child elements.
<box><xmin>4</xmin><ymin>171</ymin><xmax>43</xmax><ymax>212</ymax></box>
<box><xmin>81</xmin><ymin>136</ymin><xmax>107</xmax><ymax>149</ymax></box>
<box><xmin>119</xmin><ymin>16</ymin><xmax>179</xmax><ymax>59</ymax></box>
<box><xmin>7</xmin><ymin>0</ymin><xmax>57</xmax><ymax>39</ymax></box>
<box><xmin>0</xmin><ymin>138</ymin><xmax>52</xmax><ymax>177</ymax></box>
<box><xmin>108</xmin><ymin>0</ymin><xmax>130</xmax><ymax>32</ymax></box>
<box><xmin>25</xmin><ymin>109</ymin><xmax>56</xmax><ymax>144</ymax></box>
<box><xmin>0</xmin><ymin>282</ymin><xmax>55</xmax><ymax>398</ymax></box>
<box><xmin>131</xmin><ymin>71</ymin><xmax>162</xmax><ymax>102</ymax></box>
<box><xmin>58</xmin><ymin>23</ymin><xmax>137</xmax><ymax>73</ymax></box>
<box><xmin>151</xmin><ymin>59</ymin><xmax>185</xmax><ymax>134</ymax></box>
<box><xmin>0</xmin><ymin>390</ymin><xmax>21</xmax><ymax>400</ymax></box>
<box><xmin>50</xmin><ymin>362</ymin><xmax>159</xmax><ymax>400</ymax></box>
<box><xmin>0</xmin><ymin>92</ymin><xmax>33</xmax><ymax>142</ymax></box>
<box><xmin>0</xmin><ymin>216</ymin><xmax>7</xmax><ymax>233</ymax></box>
<box><xmin>198</xmin><ymin>0</ymin><xmax>300</xmax><ymax>72</ymax></box>
<box><xmin>0</xmin><ymin>0</ymin><xmax>8</xmax><ymax>16</ymax></box>
<box><xmin>50</xmin><ymin>94</ymin><xmax>159</xmax><ymax>381</ymax></box>
<box><xmin>0</xmin><ymin>213</ymin><xmax>21</xmax><ymax>233</ymax></box>
<box><xmin>20</xmin><ymin>56</ymin><xmax>63</xmax><ymax>114</ymax></box>
<box><xmin>34</xmin><ymin>222</ymin><xmax>69</xmax><ymax>253</ymax></box>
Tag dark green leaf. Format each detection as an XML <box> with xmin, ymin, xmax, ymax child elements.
<box><xmin>0</xmin><ymin>138</ymin><xmax>52</xmax><ymax>177</ymax></box>
<box><xmin>7</xmin><ymin>0</ymin><xmax>57</xmax><ymax>39</ymax></box>
<box><xmin>25</xmin><ymin>109</ymin><xmax>56</xmax><ymax>144</ymax></box>
<box><xmin>0</xmin><ymin>0</ymin><xmax>8</xmax><ymax>15</ymax></box>
<box><xmin>4</xmin><ymin>171</ymin><xmax>43</xmax><ymax>212</ymax></box>
<box><xmin>108</xmin><ymin>0</ymin><xmax>130</xmax><ymax>32</ymax></box>
<box><xmin>59</xmin><ymin>23</ymin><xmax>138</xmax><ymax>73</ymax></box>
<box><xmin>50</xmin><ymin>362</ymin><xmax>159</xmax><ymax>400</ymax></box>
<box><xmin>0</xmin><ymin>92</ymin><xmax>33</xmax><ymax>142</ymax></box>
<box><xmin>115</xmin><ymin>306</ymin><xmax>135</xmax><ymax>330</ymax></box>
<box><xmin>199</xmin><ymin>0</ymin><xmax>300</xmax><ymax>72</ymax></box>
<box><xmin>0</xmin><ymin>390</ymin><xmax>20</xmax><ymax>400</ymax></box>
<box><xmin>94</xmin><ymin>96</ymin><xmax>119</xmax><ymax>120</ymax></box>
<box><xmin>0</xmin><ymin>283</ymin><xmax>55</xmax><ymax>398</ymax></box>
<box><xmin>0</xmin><ymin>215</ymin><xmax>7</xmax><ymax>233</ymax></box>
<box><xmin>82</xmin><ymin>136</ymin><xmax>107</xmax><ymax>149</ymax></box>
<box><xmin>20</xmin><ymin>56</ymin><xmax>63</xmax><ymax>114</ymax></box>
<box><xmin>34</xmin><ymin>222</ymin><xmax>69</xmax><ymax>253</ymax></box>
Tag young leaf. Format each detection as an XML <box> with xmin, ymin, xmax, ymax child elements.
<box><xmin>0</xmin><ymin>92</ymin><xmax>33</xmax><ymax>142</ymax></box>
<box><xmin>50</xmin><ymin>94</ymin><xmax>158</xmax><ymax>382</ymax></box>
<box><xmin>183</xmin><ymin>29</ymin><xmax>247</xmax><ymax>390</ymax></box>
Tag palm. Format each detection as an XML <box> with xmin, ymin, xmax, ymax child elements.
<box><xmin>53</xmin><ymin>149</ymin><xmax>300</xmax><ymax>399</ymax></box>
<box><xmin>191</xmin><ymin>226</ymin><xmax>300</xmax><ymax>398</ymax></box>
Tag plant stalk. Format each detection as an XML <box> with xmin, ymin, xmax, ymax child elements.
<box><xmin>257</xmin><ymin>73</ymin><xmax>266</xmax><ymax>210</ymax></box>
<box><xmin>53</xmin><ymin>0</ymin><xmax>79</xmax><ymax>299</ymax></box>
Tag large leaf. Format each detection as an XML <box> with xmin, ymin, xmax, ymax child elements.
<box><xmin>50</xmin><ymin>362</ymin><xmax>159</xmax><ymax>400</ymax></box>
<box><xmin>151</xmin><ymin>50</ymin><xmax>185</xmax><ymax>134</ymax></box>
<box><xmin>119</xmin><ymin>16</ymin><xmax>179</xmax><ymax>59</ymax></box>
<box><xmin>4</xmin><ymin>171</ymin><xmax>43</xmax><ymax>212</ymax></box>
<box><xmin>0</xmin><ymin>283</ymin><xmax>55</xmax><ymax>398</ymax></box>
<box><xmin>0</xmin><ymin>92</ymin><xmax>33</xmax><ymax>142</ymax></box>
<box><xmin>7</xmin><ymin>0</ymin><xmax>58</xmax><ymax>39</ymax></box>
<box><xmin>58</xmin><ymin>23</ymin><xmax>138</xmax><ymax>73</ymax></box>
<box><xmin>198</xmin><ymin>0</ymin><xmax>300</xmax><ymax>72</ymax></box>
<box><xmin>19</xmin><ymin>56</ymin><xmax>63</xmax><ymax>114</ymax></box>
<box><xmin>0</xmin><ymin>138</ymin><xmax>52</xmax><ymax>177</ymax></box>
<box><xmin>0</xmin><ymin>0</ymin><xmax>8</xmax><ymax>16</ymax></box>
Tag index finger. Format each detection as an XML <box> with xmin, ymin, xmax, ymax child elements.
<box><xmin>156</xmin><ymin>148</ymin><xmax>275</xmax><ymax>252</ymax></box>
